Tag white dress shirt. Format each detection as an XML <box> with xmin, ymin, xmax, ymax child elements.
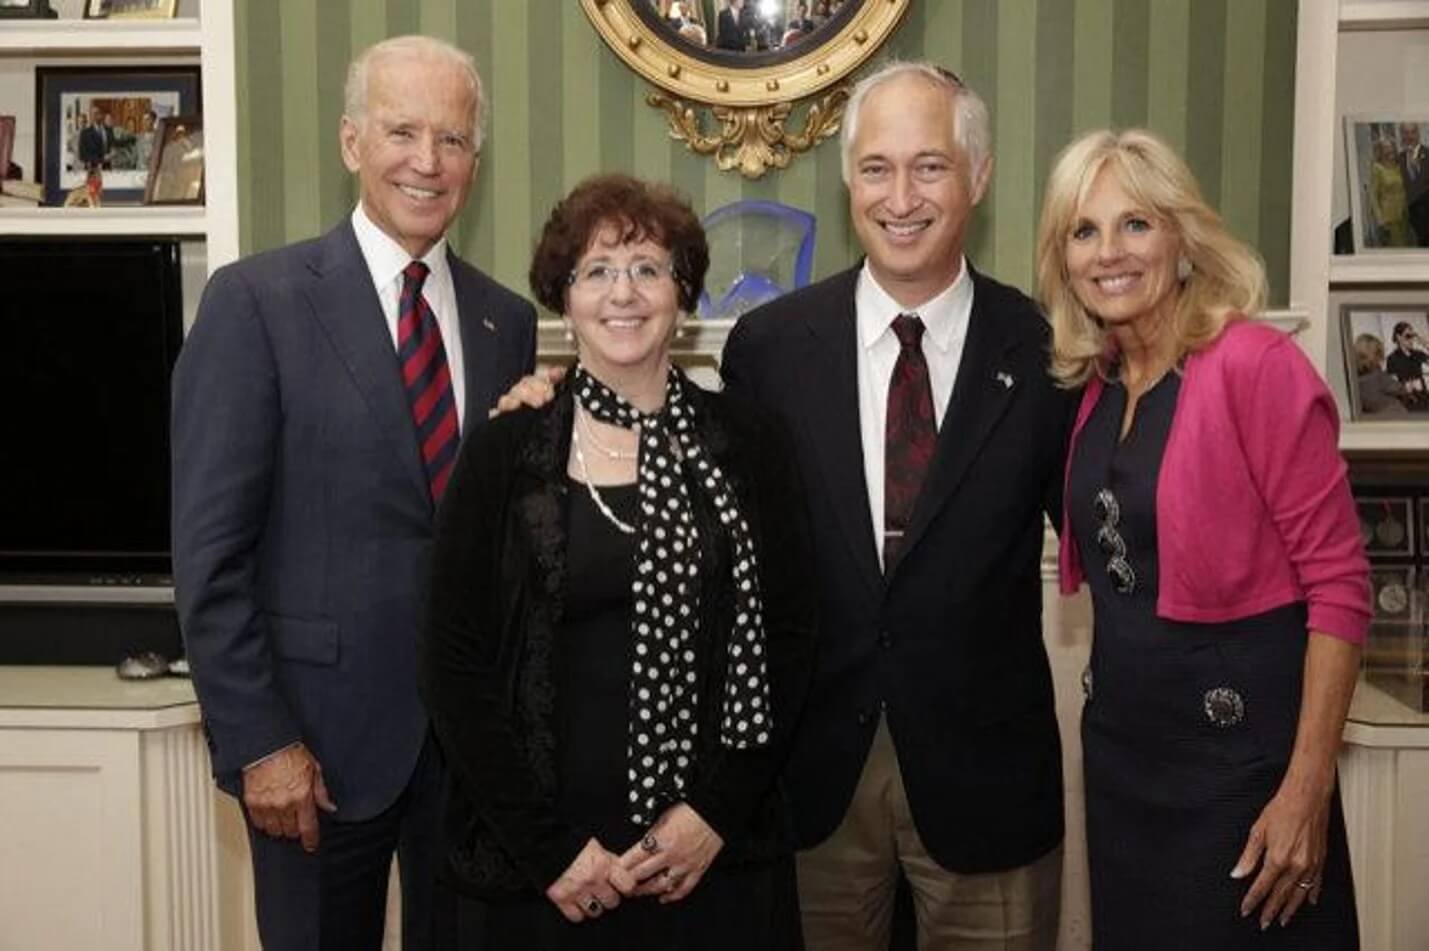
<box><xmin>349</xmin><ymin>203</ymin><xmax>467</xmax><ymax>430</ymax></box>
<box><xmin>855</xmin><ymin>259</ymin><xmax>975</xmax><ymax>567</ymax></box>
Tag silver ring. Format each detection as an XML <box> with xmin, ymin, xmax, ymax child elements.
<box><xmin>584</xmin><ymin>896</ymin><xmax>603</xmax><ymax>915</ymax></box>
<box><xmin>641</xmin><ymin>833</ymin><xmax>660</xmax><ymax>854</ymax></box>
<box><xmin>1296</xmin><ymin>880</ymin><xmax>1314</xmax><ymax>890</ymax></box>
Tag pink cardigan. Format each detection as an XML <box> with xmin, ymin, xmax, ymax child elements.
<box><xmin>1058</xmin><ymin>319</ymin><xmax>1370</xmax><ymax>644</ymax></box>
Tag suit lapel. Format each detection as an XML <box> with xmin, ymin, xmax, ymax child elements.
<box><xmin>304</xmin><ymin>221</ymin><xmax>430</xmax><ymax>505</ymax></box>
<box><xmin>896</xmin><ymin>270</ymin><xmax>1023</xmax><ymax>565</ymax></box>
<box><xmin>448</xmin><ymin>250</ymin><xmax>501</xmax><ymax>424</ymax></box>
<box><xmin>797</xmin><ymin>271</ymin><xmax>883</xmax><ymax>598</ymax></box>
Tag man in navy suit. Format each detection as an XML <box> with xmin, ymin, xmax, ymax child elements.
<box><xmin>722</xmin><ymin>62</ymin><xmax>1073</xmax><ymax>949</ymax></box>
<box><xmin>172</xmin><ymin>35</ymin><xmax>536</xmax><ymax>950</ymax></box>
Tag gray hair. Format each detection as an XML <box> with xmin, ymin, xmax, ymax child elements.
<box><xmin>344</xmin><ymin>35</ymin><xmax>486</xmax><ymax>151</ymax></box>
<box><xmin>840</xmin><ymin>60</ymin><xmax>991</xmax><ymax>184</ymax></box>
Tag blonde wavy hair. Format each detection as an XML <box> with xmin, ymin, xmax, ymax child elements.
<box><xmin>1035</xmin><ymin>129</ymin><xmax>1266</xmax><ymax>387</ymax></box>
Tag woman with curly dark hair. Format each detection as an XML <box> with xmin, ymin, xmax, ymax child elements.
<box><xmin>422</xmin><ymin>173</ymin><xmax>814</xmax><ymax>949</ymax></box>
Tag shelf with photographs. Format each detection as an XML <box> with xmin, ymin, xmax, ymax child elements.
<box><xmin>0</xmin><ymin>19</ymin><xmax>201</xmax><ymax>54</ymax></box>
<box><xmin>1292</xmin><ymin>0</ymin><xmax>1429</xmax><ymax>451</ymax></box>
<box><xmin>0</xmin><ymin>0</ymin><xmax>237</xmax><ymax>268</ymax></box>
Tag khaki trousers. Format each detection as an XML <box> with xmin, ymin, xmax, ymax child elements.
<box><xmin>796</xmin><ymin>717</ymin><xmax>1062</xmax><ymax>951</ymax></box>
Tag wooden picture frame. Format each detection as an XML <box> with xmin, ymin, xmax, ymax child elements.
<box><xmin>34</xmin><ymin>65</ymin><xmax>199</xmax><ymax>206</ymax></box>
<box><xmin>142</xmin><ymin>114</ymin><xmax>203</xmax><ymax>205</ymax></box>
<box><xmin>83</xmin><ymin>0</ymin><xmax>179</xmax><ymax>19</ymax></box>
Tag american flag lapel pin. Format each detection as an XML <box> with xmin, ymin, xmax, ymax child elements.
<box><xmin>995</xmin><ymin>370</ymin><xmax>1015</xmax><ymax>389</ymax></box>
<box><xmin>482</xmin><ymin>317</ymin><xmax>496</xmax><ymax>333</ymax></box>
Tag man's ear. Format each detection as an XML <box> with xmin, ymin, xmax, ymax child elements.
<box><xmin>338</xmin><ymin>115</ymin><xmax>361</xmax><ymax>174</ymax></box>
<box><xmin>969</xmin><ymin>155</ymin><xmax>994</xmax><ymax>207</ymax></box>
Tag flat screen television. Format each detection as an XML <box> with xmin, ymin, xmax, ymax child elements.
<box><xmin>0</xmin><ymin>237</ymin><xmax>183</xmax><ymax>585</ymax></box>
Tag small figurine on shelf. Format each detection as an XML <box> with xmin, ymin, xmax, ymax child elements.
<box><xmin>63</xmin><ymin>165</ymin><xmax>103</xmax><ymax>208</ymax></box>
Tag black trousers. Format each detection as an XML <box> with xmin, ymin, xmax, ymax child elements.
<box><xmin>244</xmin><ymin>733</ymin><xmax>455</xmax><ymax>951</ymax></box>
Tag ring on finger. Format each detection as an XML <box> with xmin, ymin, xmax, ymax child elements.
<box><xmin>641</xmin><ymin>833</ymin><xmax>660</xmax><ymax>854</ymax></box>
<box><xmin>1296</xmin><ymin>879</ymin><xmax>1315</xmax><ymax>890</ymax></box>
<box><xmin>584</xmin><ymin>896</ymin><xmax>603</xmax><ymax>916</ymax></box>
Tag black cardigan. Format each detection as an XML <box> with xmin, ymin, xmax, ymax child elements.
<box><xmin>420</xmin><ymin>376</ymin><xmax>817</xmax><ymax>899</ymax></box>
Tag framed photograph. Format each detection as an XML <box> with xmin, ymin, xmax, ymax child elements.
<box><xmin>83</xmin><ymin>0</ymin><xmax>178</xmax><ymax>18</ymax></box>
<box><xmin>1340</xmin><ymin>305</ymin><xmax>1429</xmax><ymax>417</ymax></box>
<box><xmin>143</xmin><ymin>115</ymin><xmax>203</xmax><ymax>205</ymax></box>
<box><xmin>0</xmin><ymin>0</ymin><xmax>56</xmax><ymax>19</ymax></box>
<box><xmin>1344</xmin><ymin>115</ymin><xmax>1429</xmax><ymax>252</ymax></box>
<box><xmin>34</xmin><ymin>65</ymin><xmax>199</xmax><ymax>206</ymax></box>
<box><xmin>0</xmin><ymin>116</ymin><xmax>14</xmax><ymax>177</ymax></box>
<box><xmin>1355</xmin><ymin>494</ymin><xmax>1416</xmax><ymax>558</ymax></box>
<box><xmin>1370</xmin><ymin>566</ymin><xmax>1417</xmax><ymax>624</ymax></box>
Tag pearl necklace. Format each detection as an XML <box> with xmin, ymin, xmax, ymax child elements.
<box><xmin>577</xmin><ymin>406</ymin><xmax>638</xmax><ymax>460</ymax></box>
<box><xmin>571</xmin><ymin>427</ymin><xmax>636</xmax><ymax>535</ymax></box>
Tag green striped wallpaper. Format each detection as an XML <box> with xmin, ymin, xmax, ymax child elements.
<box><xmin>235</xmin><ymin>0</ymin><xmax>1298</xmax><ymax>305</ymax></box>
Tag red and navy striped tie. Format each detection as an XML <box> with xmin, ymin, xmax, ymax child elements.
<box><xmin>398</xmin><ymin>261</ymin><xmax>459</xmax><ymax>502</ymax></box>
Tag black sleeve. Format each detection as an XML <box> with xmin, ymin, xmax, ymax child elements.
<box><xmin>683</xmin><ymin>409</ymin><xmax>817</xmax><ymax>840</ymax></box>
<box><xmin>719</xmin><ymin>314</ymin><xmax>762</xmax><ymax>403</ymax></box>
<box><xmin>420</xmin><ymin>418</ymin><xmax>587</xmax><ymax>891</ymax></box>
<box><xmin>1043</xmin><ymin>384</ymin><xmax>1079</xmax><ymax>535</ymax></box>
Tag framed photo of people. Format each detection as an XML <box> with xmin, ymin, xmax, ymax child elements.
<box><xmin>1344</xmin><ymin>115</ymin><xmax>1429</xmax><ymax>253</ymax></box>
<box><xmin>83</xmin><ymin>0</ymin><xmax>179</xmax><ymax>18</ymax></box>
<box><xmin>34</xmin><ymin>65</ymin><xmax>200</xmax><ymax>206</ymax></box>
<box><xmin>1340</xmin><ymin>304</ymin><xmax>1429</xmax><ymax>418</ymax></box>
<box><xmin>143</xmin><ymin>115</ymin><xmax>203</xmax><ymax>205</ymax></box>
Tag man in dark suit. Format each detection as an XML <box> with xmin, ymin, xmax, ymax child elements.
<box><xmin>172</xmin><ymin>34</ymin><xmax>536</xmax><ymax>950</ymax></box>
<box><xmin>715</xmin><ymin>0</ymin><xmax>761</xmax><ymax>51</ymax></box>
<box><xmin>77</xmin><ymin>105</ymin><xmax>106</xmax><ymax>169</ymax></box>
<box><xmin>1398</xmin><ymin>122</ymin><xmax>1429</xmax><ymax>247</ymax></box>
<box><xmin>721</xmin><ymin>62</ymin><xmax>1074</xmax><ymax>949</ymax></box>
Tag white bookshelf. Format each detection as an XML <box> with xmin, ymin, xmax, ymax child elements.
<box><xmin>0</xmin><ymin>204</ymin><xmax>207</xmax><ymax>235</ymax></box>
<box><xmin>0</xmin><ymin>18</ymin><xmax>202</xmax><ymax>54</ymax></box>
<box><xmin>1292</xmin><ymin>0</ymin><xmax>1429</xmax><ymax>452</ymax></box>
<box><xmin>0</xmin><ymin>0</ymin><xmax>238</xmax><ymax>270</ymax></box>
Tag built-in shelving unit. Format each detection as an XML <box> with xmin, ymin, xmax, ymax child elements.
<box><xmin>1293</xmin><ymin>0</ymin><xmax>1429</xmax><ymax>453</ymax></box>
<box><xmin>0</xmin><ymin>18</ymin><xmax>202</xmax><ymax>54</ymax></box>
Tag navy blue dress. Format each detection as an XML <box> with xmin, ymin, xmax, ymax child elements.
<box><xmin>1068</xmin><ymin>375</ymin><xmax>1358</xmax><ymax>950</ymax></box>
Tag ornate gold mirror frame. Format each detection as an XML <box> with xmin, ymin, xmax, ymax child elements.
<box><xmin>580</xmin><ymin>0</ymin><xmax>911</xmax><ymax>178</ymax></box>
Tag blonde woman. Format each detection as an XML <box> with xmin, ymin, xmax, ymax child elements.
<box><xmin>1369</xmin><ymin>135</ymin><xmax>1411</xmax><ymax>246</ymax></box>
<box><xmin>1037</xmin><ymin>129</ymin><xmax>1367</xmax><ymax>948</ymax></box>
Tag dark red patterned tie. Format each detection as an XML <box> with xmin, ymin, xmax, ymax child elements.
<box><xmin>399</xmin><ymin>261</ymin><xmax>459</xmax><ymax>502</ymax></box>
<box><xmin>884</xmin><ymin>313</ymin><xmax>936</xmax><ymax>573</ymax></box>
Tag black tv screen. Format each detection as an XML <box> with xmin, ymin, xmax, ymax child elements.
<box><xmin>0</xmin><ymin>238</ymin><xmax>183</xmax><ymax>582</ymax></box>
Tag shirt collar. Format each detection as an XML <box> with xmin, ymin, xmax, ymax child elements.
<box><xmin>856</xmin><ymin>258</ymin><xmax>974</xmax><ymax>354</ymax></box>
<box><xmin>350</xmin><ymin>202</ymin><xmax>450</xmax><ymax>294</ymax></box>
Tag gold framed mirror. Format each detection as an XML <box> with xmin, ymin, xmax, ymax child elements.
<box><xmin>581</xmin><ymin>0</ymin><xmax>911</xmax><ymax>178</ymax></box>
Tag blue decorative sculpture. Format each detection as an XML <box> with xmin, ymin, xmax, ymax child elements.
<box><xmin>698</xmin><ymin>200</ymin><xmax>816</xmax><ymax>320</ymax></box>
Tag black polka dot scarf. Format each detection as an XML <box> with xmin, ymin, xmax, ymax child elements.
<box><xmin>572</xmin><ymin>364</ymin><xmax>772</xmax><ymax>826</ymax></box>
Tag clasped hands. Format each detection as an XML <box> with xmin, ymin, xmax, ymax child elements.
<box><xmin>545</xmin><ymin>803</ymin><xmax>724</xmax><ymax>923</ymax></box>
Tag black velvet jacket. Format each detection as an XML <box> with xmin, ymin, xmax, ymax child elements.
<box><xmin>420</xmin><ymin>375</ymin><xmax>817</xmax><ymax>899</ymax></box>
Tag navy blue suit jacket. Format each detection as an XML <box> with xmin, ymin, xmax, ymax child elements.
<box><xmin>172</xmin><ymin>219</ymin><xmax>536</xmax><ymax>820</ymax></box>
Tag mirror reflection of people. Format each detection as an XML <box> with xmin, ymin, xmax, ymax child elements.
<box><xmin>1399</xmin><ymin>122</ymin><xmax>1429</xmax><ymax>246</ymax></box>
<box><xmin>1386</xmin><ymin>320</ymin><xmax>1429</xmax><ymax>409</ymax></box>
<box><xmin>172</xmin><ymin>35</ymin><xmax>537</xmax><ymax>950</ymax></box>
<box><xmin>1353</xmin><ymin>333</ymin><xmax>1408</xmax><ymax>416</ymax></box>
<box><xmin>715</xmin><ymin>0</ymin><xmax>764</xmax><ymax>51</ymax></box>
<box><xmin>422</xmin><ymin>173</ymin><xmax>814</xmax><ymax>948</ymax></box>
<box><xmin>1369</xmin><ymin>135</ymin><xmax>1411</xmax><ymax>247</ymax></box>
<box><xmin>1040</xmin><ymin>128</ymin><xmax>1368</xmax><ymax>946</ymax></box>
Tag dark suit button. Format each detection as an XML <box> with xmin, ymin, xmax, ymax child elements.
<box><xmin>878</xmin><ymin>630</ymin><xmax>892</xmax><ymax>648</ymax></box>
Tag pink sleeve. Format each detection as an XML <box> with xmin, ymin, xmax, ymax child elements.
<box><xmin>1226</xmin><ymin>332</ymin><xmax>1371</xmax><ymax>643</ymax></box>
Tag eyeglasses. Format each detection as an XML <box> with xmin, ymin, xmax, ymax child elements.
<box><xmin>1093</xmin><ymin>488</ymin><xmax>1136</xmax><ymax>595</ymax></box>
<box><xmin>568</xmin><ymin>261</ymin><xmax>675</xmax><ymax>293</ymax></box>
